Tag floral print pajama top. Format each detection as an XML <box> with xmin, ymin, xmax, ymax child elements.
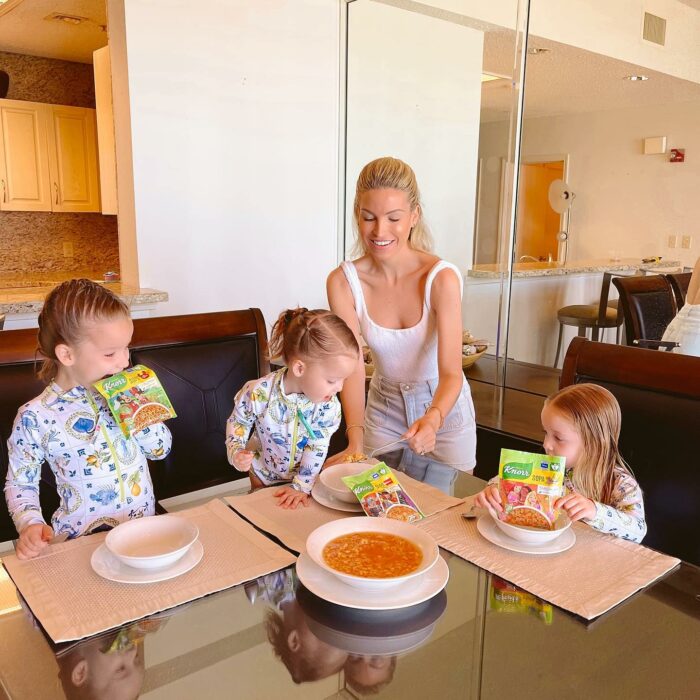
<box><xmin>226</xmin><ymin>368</ymin><xmax>342</xmax><ymax>494</ymax></box>
<box><xmin>4</xmin><ymin>383</ymin><xmax>172</xmax><ymax>539</ymax></box>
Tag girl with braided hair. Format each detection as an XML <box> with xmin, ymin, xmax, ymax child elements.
<box><xmin>226</xmin><ymin>308</ymin><xmax>359</xmax><ymax>508</ymax></box>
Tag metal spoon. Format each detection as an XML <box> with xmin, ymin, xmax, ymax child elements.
<box><xmin>368</xmin><ymin>438</ymin><xmax>406</xmax><ymax>459</ymax></box>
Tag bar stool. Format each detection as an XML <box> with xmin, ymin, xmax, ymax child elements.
<box><xmin>553</xmin><ymin>272</ymin><xmax>624</xmax><ymax>367</ymax></box>
<box><xmin>0</xmin><ymin>314</ymin><xmax>5</xmax><ymax>330</ymax></box>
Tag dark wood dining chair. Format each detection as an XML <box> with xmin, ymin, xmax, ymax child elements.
<box><xmin>612</xmin><ymin>274</ymin><xmax>677</xmax><ymax>346</ymax></box>
<box><xmin>665</xmin><ymin>272</ymin><xmax>692</xmax><ymax>310</ymax></box>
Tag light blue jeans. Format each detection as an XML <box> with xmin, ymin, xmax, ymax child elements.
<box><xmin>364</xmin><ymin>375</ymin><xmax>477</xmax><ymax>472</ymax></box>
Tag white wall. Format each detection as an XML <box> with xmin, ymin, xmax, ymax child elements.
<box><xmin>478</xmin><ymin>101</ymin><xmax>700</xmax><ymax>268</ymax></box>
<box><xmin>345</xmin><ymin>1</ymin><xmax>484</xmax><ymax>270</ymax></box>
<box><xmin>121</xmin><ymin>0</ymin><xmax>340</xmax><ymax>324</ymax></box>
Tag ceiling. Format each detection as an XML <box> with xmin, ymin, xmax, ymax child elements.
<box><xmin>0</xmin><ymin>0</ymin><xmax>106</xmax><ymax>64</ymax></box>
<box><xmin>481</xmin><ymin>33</ymin><xmax>700</xmax><ymax>122</ymax></box>
<box><xmin>677</xmin><ymin>0</ymin><xmax>700</xmax><ymax>9</ymax></box>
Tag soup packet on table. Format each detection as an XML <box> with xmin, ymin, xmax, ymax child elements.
<box><xmin>341</xmin><ymin>463</ymin><xmax>424</xmax><ymax>523</ymax></box>
<box><xmin>94</xmin><ymin>365</ymin><xmax>176</xmax><ymax>437</ymax></box>
<box><xmin>498</xmin><ymin>448</ymin><xmax>565</xmax><ymax>530</ymax></box>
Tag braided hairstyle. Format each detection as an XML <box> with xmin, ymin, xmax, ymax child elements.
<box><xmin>37</xmin><ymin>278</ymin><xmax>129</xmax><ymax>383</ymax></box>
<box><xmin>268</xmin><ymin>308</ymin><xmax>359</xmax><ymax>365</ymax></box>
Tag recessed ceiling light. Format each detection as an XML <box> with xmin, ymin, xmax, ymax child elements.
<box><xmin>624</xmin><ymin>75</ymin><xmax>649</xmax><ymax>81</ymax></box>
<box><xmin>528</xmin><ymin>47</ymin><xmax>551</xmax><ymax>55</ymax></box>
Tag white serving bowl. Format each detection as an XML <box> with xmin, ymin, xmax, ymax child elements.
<box><xmin>105</xmin><ymin>515</ymin><xmax>199</xmax><ymax>570</ymax></box>
<box><xmin>491</xmin><ymin>509</ymin><xmax>571</xmax><ymax>545</ymax></box>
<box><xmin>306</xmin><ymin>516</ymin><xmax>439</xmax><ymax>590</ymax></box>
<box><xmin>319</xmin><ymin>462</ymin><xmax>374</xmax><ymax>503</ymax></box>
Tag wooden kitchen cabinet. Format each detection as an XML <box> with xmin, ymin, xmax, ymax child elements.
<box><xmin>0</xmin><ymin>99</ymin><xmax>52</xmax><ymax>211</ymax></box>
<box><xmin>0</xmin><ymin>99</ymin><xmax>101</xmax><ymax>213</ymax></box>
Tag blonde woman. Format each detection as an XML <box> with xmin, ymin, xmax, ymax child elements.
<box><xmin>326</xmin><ymin>157</ymin><xmax>476</xmax><ymax>471</ymax></box>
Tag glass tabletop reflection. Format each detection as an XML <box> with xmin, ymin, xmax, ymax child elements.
<box><xmin>0</xmin><ymin>449</ymin><xmax>697</xmax><ymax>699</ymax></box>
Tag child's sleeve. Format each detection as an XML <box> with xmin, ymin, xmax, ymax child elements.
<box><xmin>583</xmin><ymin>469</ymin><xmax>647</xmax><ymax>543</ymax></box>
<box><xmin>226</xmin><ymin>380</ymin><xmax>258</xmax><ymax>465</ymax></box>
<box><xmin>292</xmin><ymin>399</ymin><xmax>342</xmax><ymax>494</ymax></box>
<box><xmin>4</xmin><ymin>410</ymin><xmax>46</xmax><ymax>534</ymax></box>
<box><xmin>133</xmin><ymin>423</ymin><xmax>172</xmax><ymax>461</ymax></box>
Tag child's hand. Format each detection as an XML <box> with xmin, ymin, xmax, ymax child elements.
<box><xmin>473</xmin><ymin>484</ymin><xmax>502</xmax><ymax>516</ymax></box>
<box><xmin>232</xmin><ymin>449</ymin><xmax>254</xmax><ymax>472</ymax></box>
<box><xmin>555</xmin><ymin>492</ymin><xmax>596</xmax><ymax>522</ymax></box>
<box><xmin>16</xmin><ymin>523</ymin><xmax>54</xmax><ymax>560</ymax></box>
<box><xmin>274</xmin><ymin>486</ymin><xmax>310</xmax><ymax>509</ymax></box>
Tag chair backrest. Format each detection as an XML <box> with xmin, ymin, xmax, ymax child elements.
<box><xmin>0</xmin><ymin>309</ymin><xmax>269</xmax><ymax>541</ymax></box>
<box><xmin>665</xmin><ymin>272</ymin><xmax>692</xmax><ymax>310</ymax></box>
<box><xmin>612</xmin><ymin>274</ymin><xmax>677</xmax><ymax>344</ymax></box>
<box><xmin>561</xmin><ymin>337</ymin><xmax>700</xmax><ymax>565</ymax></box>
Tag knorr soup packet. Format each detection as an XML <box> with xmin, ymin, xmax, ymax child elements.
<box><xmin>94</xmin><ymin>365</ymin><xmax>176</xmax><ymax>437</ymax></box>
<box><xmin>342</xmin><ymin>463</ymin><xmax>424</xmax><ymax>523</ymax></box>
<box><xmin>489</xmin><ymin>576</ymin><xmax>553</xmax><ymax>624</ymax></box>
<box><xmin>498</xmin><ymin>448</ymin><xmax>565</xmax><ymax>530</ymax></box>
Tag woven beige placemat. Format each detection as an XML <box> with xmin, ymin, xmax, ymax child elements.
<box><xmin>226</xmin><ymin>472</ymin><xmax>462</xmax><ymax>553</ymax></box>
<box><xmin>418</xmin><ymin>498</ymin><xmax>680</xmax><ymax>620</ymax></box>
<box><xmin>1</xmin><ymin>499</ymin><xmax>295</xmax><ymax>642</ymax></box>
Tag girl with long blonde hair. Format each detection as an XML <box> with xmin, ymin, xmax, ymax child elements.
<box><xmin>476</xmin><ymin>383</ymin><xmax>646</xmax><ymax>542</ymax></box>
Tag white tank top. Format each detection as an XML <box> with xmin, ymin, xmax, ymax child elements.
<box><xmin>341</xmin><ymin>259</ymin><xmax>463</xmax><ymax>382</ymax></box>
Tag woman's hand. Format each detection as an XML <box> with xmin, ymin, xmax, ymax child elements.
<box><xmin>232</xmin><ymin>449</ymin><xmax>254</xmax><ymax>472</ymax></box>
<box><xmin>555</xmin><ymin>492</ymin><xmax>596</xmax><ymax>521</ymax></box>
<box><xmin>16</xmin><ymin>523</ymin><xmax>54</xmax><ymax>560</ymax></box>
<box><xmin>403</xmin><ymin>412</ymin><xmax>440</xmax><ymax>456</ymax></box>
<box><xmin>474</xmin><ymin>485</ymin><xmax>502</xmax><ymax>516</ymax></box>
<box><xmin>274</xmin><ymin>486</ymin><xmax>310</xmax><ymax>509</ymax></box>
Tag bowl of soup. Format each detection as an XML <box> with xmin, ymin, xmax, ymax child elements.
<box><xmin>306</xmin><ymin>517</ymin><xmax>439</xmax><ymax>590</ymax></box>
<box><xmin>490</xmin><ymin>509</ymin><xmax>571</xmax><ymax>544</ymax></box>
<box><xmin>105</xmin><ymin>515</ymin><xmax>199</xmax><ymax>570</ymax></box>
<box><xmin>319</xmin><ymin>462</ymin><xmax>374</xmax><ymax>503</ymax></box>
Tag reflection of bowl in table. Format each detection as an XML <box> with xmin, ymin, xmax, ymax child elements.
<box><xmin>105</xmin><ymin>515</ymin><xmax>199</xmax><ymax>570</ymax></box>
<box><xmin>297</xmin><ymin>584</ymin><xmax>447</xmax><ymax>656</ymax></box>
<box><xmin>490</xmin><ymin>510</ymin><xmax>571</xmax><ymax>545</ymax></box>
<box><xmin>306</xmin><ymin>517</ymin><xmax>439</xmax><ymax>591</ymax></box>
<box><xmin>319</xmin><ymin>462</ymin><xmax>373</xmax><ymax>503</ymax></box>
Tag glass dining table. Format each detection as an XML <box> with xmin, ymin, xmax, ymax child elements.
<box><xmin>0</xmin><ymin>449</ymin><xmax>698</xmax><ymax>700</ymax></box>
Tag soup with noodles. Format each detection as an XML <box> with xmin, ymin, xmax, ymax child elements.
<box><xmin>322</xmin><ymin>532</ymin><xmax>423</xmax><ymax>578</ymax></box>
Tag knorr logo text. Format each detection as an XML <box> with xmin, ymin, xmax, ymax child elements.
<box><xmin>502</xmin><ymin>463</ymin><xmax>532</xmax><ymax>479</ymax></box>
<box><xmin>102</xmin><ymin>375</ymin><xmax>127</xmax><ymax>392</ymax></box>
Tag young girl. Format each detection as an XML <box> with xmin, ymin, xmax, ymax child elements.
<box><xmin>4</xmin><ymin>279</ymin><xmax>172</xmax><ymax>559</ymax></box>
<box><xmin>226</xmin><ymin>308</ymin><xmax>359</xmax><ymax>509</ymax></box>
<box><xmin>475</xmin><ymin>383</ymin><xmax>647</xmax><ymax>543</ymax></box>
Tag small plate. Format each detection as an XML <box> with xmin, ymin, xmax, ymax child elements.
<box><xmin>296</xmin><ymin>552</ymin><xmax>449</xmax><ymax>610</ymax></box>
<box><xmin>91</xmin><ymin>540</ymin><xmax>204</xmax><ymax>584</ymax></box>
<box><xmin>311</xmin><ymin>480</ymin><xmax>363</xmax><ymax>513</ymax></box>
<box><xmin>476</xmin><ymin>515</ymin><xmax>575</xmax><ymax>555</ymax></box>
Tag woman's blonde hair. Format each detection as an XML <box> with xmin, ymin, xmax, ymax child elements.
<box><xmin>351</xmin><ymin>157</ymin><xmax>433</xmax><ymax>256</ymax></box>
<box><xmin>545</xmin><ymin>383</ymin><xmax>634</xmax><ymax>504</ymax></box>
<box><xmin>268</xmin><ymin>307</ymin><xmax>359</xmax><ymax>365</ymax></box>
<box><xmin>37</xmin><ymin>278</ymin><xmax>129</xmax><ymax>384</ymax></box>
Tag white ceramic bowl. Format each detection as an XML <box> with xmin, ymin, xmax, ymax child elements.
<box><xmin>105</xmin><ymin>515</ymin><xmax>199</xmax><ymax>570</ymax></box>
<box><xmin>319</xmin><ymin>462</ymin><xmax>374</xmax><ymax>503</ymax></box>
<box><xmin>491</xmin><ymin>509</ymin><xmax>571</xmax><ymax>545</ymax></box>
<box><xmin>306</xmin><ymin>516</ymin><xmax>439</xmax><ymax>590</ymax></box>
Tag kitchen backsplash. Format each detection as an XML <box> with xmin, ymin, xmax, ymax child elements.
<box><xmin>0</xmin><ymin>50</ymin><xmax>95</xmax><ymax>107</ymax></box>
<box><xmin>0</xmin><ymin>212</ymin><xmax>119</xmax><ymax>279</ymax></box>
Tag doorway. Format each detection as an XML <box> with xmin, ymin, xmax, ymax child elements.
<box><xmin>515</xmin><ymin>157</ymin><xmax>566</xmax><ymax>262</ymax></box>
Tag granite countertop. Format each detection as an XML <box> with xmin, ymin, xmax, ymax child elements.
<box><xmin>466</xmin><ymin>258</ymin><xmax>682</xmax><ymax>279</ymax></box>
<box><xmin>0</xmin><ymin>282</ymin><xmax>168</xmax><ymax>315</ymax></box>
